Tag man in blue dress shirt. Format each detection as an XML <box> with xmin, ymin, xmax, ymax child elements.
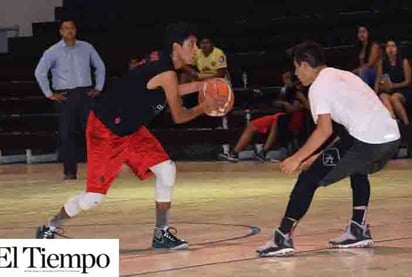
<box><xmin>35</xmin><ymin>19</ymin><xmax>106</xmax><ymax>180</ymax></box>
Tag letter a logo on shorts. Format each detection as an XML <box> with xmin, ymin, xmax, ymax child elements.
<box><xmin>322</xmin><ymin>148</ymin><xmax>340</xmax><ymax>167</ymax></box>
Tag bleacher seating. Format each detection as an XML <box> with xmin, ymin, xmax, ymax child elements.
<box><xmin>0</xmin><ymin>3</ymin><xmax>411</xmax><ymax>161</ymax></box>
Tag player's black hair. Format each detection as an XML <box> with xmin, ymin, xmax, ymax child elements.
<box><xmin>288</xmin><ymin>41</ymin><xmax>326</xmax><ymax>68</ymax></box>
<box><xmin>164</xmin><ymin>22</ymin><xmax>197</xmax><ymax>54</ymax></box>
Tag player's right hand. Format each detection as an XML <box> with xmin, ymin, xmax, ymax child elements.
<box><xmin>202</xmin><ymin>94</ymin><xmax>226</xmax><ymax>114</ymax></box>
<box><xmin>48</xmin><ymin>93</ymin><xmax>67</xmax><ymax>102</ymax></box>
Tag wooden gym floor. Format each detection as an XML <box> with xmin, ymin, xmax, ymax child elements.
<box><xmin>0</xmin><ymin>161</ymin><xmax>411</xmax><ymax>276</ymax></box>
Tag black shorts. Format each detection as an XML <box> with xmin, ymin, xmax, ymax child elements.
<box><xmin>304</xmin><ymin>134</ymin><xmax>400</xmax><ymax>187</ymax></box>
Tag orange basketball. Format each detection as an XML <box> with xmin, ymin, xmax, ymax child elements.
<box><xmin>198</xmin><ymin>78</ymin><xmax>234</xmax><ymax>117</ymax></box>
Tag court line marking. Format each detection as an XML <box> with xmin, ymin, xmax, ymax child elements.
<box><xmin>119</xmin><ymin>222</ymin><xmax>261</xmax><ymax>255</ymax></box>
<box><xmin>120</xmin><ymin>236</ymin><xmax>412</xmax><ymax>276</ymax></box>
<box><xmin>0</xmin><ymin>221</ymin><xmax>260</xmax><ymax>255</ymax></box>
<box><xmin>2</xmin><ymin>217</ymin><xmax>411</xmax><ymax>231</ymax></box>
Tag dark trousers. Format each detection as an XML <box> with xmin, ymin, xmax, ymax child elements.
<box><xmin>54</xmin><ymin>87</ymin><xmax>93</xmax><ymax>176</ymax></box>
<box><xmin>284</xmin><ymin>134</ymin><xmax>400</xmax><ymax>221</ymax></box>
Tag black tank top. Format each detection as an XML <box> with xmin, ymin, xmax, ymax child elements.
<box><xmin>93</xmin><ymin>51</ymin><xmax>174</xmax><ymax>136</ymax></box>
<box><xmin>382</xmin><ymin>58</ymin><xmax>405</xmax><ymax>83</ymax></box>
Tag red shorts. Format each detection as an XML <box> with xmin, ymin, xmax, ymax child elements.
<box><xmin>86</xmin><ymin>111</ymin><xmax>169</xmax><ymax>194</ymax></box>
<box><xmin>250</xmin><ymin>113</ymin><xmax>286</xmax><ymax>134</ymax></box>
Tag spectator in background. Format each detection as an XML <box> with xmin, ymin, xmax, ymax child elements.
<box><xmin>278</xmin><ymin>71</ymin><xmax>294</xmax><ymax>97</ymax></box>
<box><xmin>375</xmin><ymin>39</ymin><xmax>411</xmax><ymax>125</ymax></box>
<box><xmin>218</xmin><ymin>72</ymin><xmax>308</xmax><ymax>162</ymax></box>
<box><xmin>294</xmin><ymin>80</ymin><xmax>310</xmax><ymax>111</ymax></box>
<box><xmin>183</xmin><ymin>37</ymin><xmax>231</xmax><ymax>154</ymax></box>
<box><xmin>35</xmin><ymin>19</ymin><xmax>106</xmax><ymax>180</ymax></box>
<box><xmin>188</xmin><ymin>37</ymin><xmax>230</xmax><ymax>82</ymax></box>
<box><xmin>128</xmin><ymin>57</ymin><xmax>141</xmax><ymax>71</ymax></box>
<box><xmin>180</xmin><ymin>36</ymin><xmax>231</xmax><ymax>85</ymax></box>
<box><xmin>353</xmin><ymin>26</ymin><xmax>380</xmax><ymax>88</ymax></box>
<box><xmin>179</xmin><ymin>37</ymin><xmax>230</xmax><ymax>107</ymax></box>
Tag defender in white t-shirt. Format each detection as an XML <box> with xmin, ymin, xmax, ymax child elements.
<box><xmin>257</xmin><ymin>41</ymin><xmax>400</xmax><ymax>258</ymax></box>
<box><xmin>309</xmin><ymin>67</ymin><xmax>399</xmax><ymax>144</ymax></box>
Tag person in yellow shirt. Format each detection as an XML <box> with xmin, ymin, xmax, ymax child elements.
<box><xmin>186</xmin><ymin>37</ymin><xmax>230</xmax><ymax>81</ymax></box>
<box><xmin>181</xmin><ymin>37</ymin><xmax>232</xmax><ymax>155</ymax></box>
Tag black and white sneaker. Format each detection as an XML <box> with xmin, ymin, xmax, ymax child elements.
<box><xmin>256</xmin><ymin>229</ymin><xmax>295</xmax><ymax>257</ymax></box>
<box><xmin>329</xmin><ymin>220</ymin><xmax>374</xmax><ymax>248</ymax></box>
<box><xmin>218</xmin><ymin>152</ymin><xmax>239</xmax><ymax>162</ymax></box>
<box><xmin>254</xmin><ymin>150</ymin><xmax>267</xmax><ymax>162</ymax></box>
<box><xmin>152</xmin><ymin>227</ymin><xmax>189</xmax><ymax>250</ymax></box>
<box><xmin>36</xmin><ymin>225</ymin><xmax>57</xmax><ymax>239</ymax></box>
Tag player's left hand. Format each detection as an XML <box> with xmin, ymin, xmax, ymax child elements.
<box><xmin>280</xmin><ymin>156</ymin><xmax>301</xmax><ymax>174</ymax></box>
<box><xmin>87</xmin><ymin>88</ymin><xmax>101</xmax><ymax>97</ymax></box>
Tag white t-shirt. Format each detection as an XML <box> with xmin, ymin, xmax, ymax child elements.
<box><xmin>309</xmin><ymin>67</ymin><xmax>400</xmax><ymax>144</ymax></box>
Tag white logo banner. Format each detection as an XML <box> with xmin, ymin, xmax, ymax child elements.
<box><xmin>0</xmin><ymin>239</ymin><xmax>119</xmax><ymax>277</ymax></box>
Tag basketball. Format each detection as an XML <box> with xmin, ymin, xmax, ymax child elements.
<box><xmin>198</xmin><ymin>78</ymin><xmax>234</xmax><ymax>117</ymax></box>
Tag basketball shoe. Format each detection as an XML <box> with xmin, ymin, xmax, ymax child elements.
<box><xmin>329</xmin><ymin>220</ymin><xmax>373</xmax><ymax>248</ymax></box>
<box><xmin>218</xmin><ymin>151</ymin><xmax>239</xmax><ymax>162</ymax></box>
<box><xmin>254</xmin><ymin>150</ymin><xmax>267</xmax><ymax>162</ymax></box>
<box><xmin>36</xmin><ymin>225</ymin><xmax>57</xmax><ymax>239</ymax></box>
<box><xmin>256</xmin><ymin>229</ymin><xmax>295</xmax><ymax>257</ymax></box>
<box><xmin>152</xmin><ymin>227</ymin><xmax>189</xmax><ymax>250</ymax></box>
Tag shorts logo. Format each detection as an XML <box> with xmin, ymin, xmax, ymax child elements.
<box><xmin>322</xmin><ymin>148</ymin><xmax>340</xmax><ymax>167</ymax></box>
<box><xmin>153</xmin><ymin>104</ymin><xmax>165</xmax><ymax>114</ymax></box>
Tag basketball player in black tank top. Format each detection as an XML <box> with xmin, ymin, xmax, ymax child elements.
<box><xmin>36</xmin><ymin>23</ymin><xmax>224</xmax><ymax>249</ymax></box>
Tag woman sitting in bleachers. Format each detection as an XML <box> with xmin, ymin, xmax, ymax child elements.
<box><xmin>375</xmin><ymin>39</ymin><xmax>411</xmax><ymax>125</ymax></box>
<box><xmin>353</xmin><ymin>26</ymin><xmax>380</xmax><ymax>88</ymax></box>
